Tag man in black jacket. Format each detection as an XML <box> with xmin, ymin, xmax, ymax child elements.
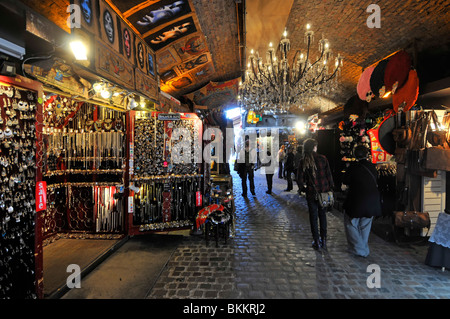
<box><xmin>236</xmin><ymin>140</ymin><xmax>255</xmax><ymax>197</ymax></box>
<box><xmin>284</xmin><ymin>146</ymin><xmax>295</xmax><ymax>191</ymax></box>
<box><xmin>342</xmin><ymin>145</ymin><xmax>382</xmax><ymax>257</ymax></box>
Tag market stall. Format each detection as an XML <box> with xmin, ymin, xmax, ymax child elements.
<box><xmin>0</xmin><ymin>74</ymin><xmax>43</xmax><ymax>299</ymax></box>
<box><xmin>129</xmin><ymin>111</ymin><xmax>205</xmax><ymax>233</ymax></box>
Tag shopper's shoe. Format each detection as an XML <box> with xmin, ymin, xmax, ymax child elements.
<box><xmin>320</xmin><ymin>238</ymin><xmax>327</xmax><ymax>250</ymax></box>
<box><xmin>312</xmin><ymin>240</ymin><xmax>320</xmax><ymax>251</ymax></box>
<box><xmin>266</xmin><ymin>190</ymin><xmax>272</xmax><ymax>194</ymax></box>
<box><xmin>242</xmin><ymin>193</ymin><xmax>247</xmax><ymax>197</ymax></box>
<box><xmin>283</xmin><ymin>189</ymin><xmax>292</xmax><ymax>192</ymax></box>
<box><xmin>251</xmin><ymin>191</ymin><xmax>256</xmax><ymax>196</ymax></box>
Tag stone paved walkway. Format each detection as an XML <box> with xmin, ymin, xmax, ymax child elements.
<box><xmin>146</xmin><ymin>169</ymin><xmax>450</xmax><ymax>299</ymax></box>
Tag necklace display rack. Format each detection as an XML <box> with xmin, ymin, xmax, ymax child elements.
<box><xmin>132</xmin><ymin>113</ymin><xmax>204</xmax><ymax>232</ymax></box>
<box><xmin>0</xmin><ymin>84</ymin><xmax>38</xmax><ymax>299</ymax></box>
<box><xmin>41</xmin><ymin>96</ymin><xmax>126</xmax><ymax>239</ymax></box>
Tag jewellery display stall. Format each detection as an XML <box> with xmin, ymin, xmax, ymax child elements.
<box><xmin>41</xmin><ymin>98</ymin><xmax>126</xmax><ymax>237</ymax></box>
<box><xmin>129</xmin><ymin>111</ymin><xmax>205</xmax><ymax>234</ymax></box>
<box><xmin>39</xmin><ymin>93</ymin><xmax>127</xmax><ymax>297</ymax></box>
<box><xmin>0</xmin><ymin>75</ymin><xmax>43</xmax><ymax>299</ymax></box>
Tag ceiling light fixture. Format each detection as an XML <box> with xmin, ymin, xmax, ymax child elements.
<box><xmin>239</xmin><ymin>24</ymin><xmax>344</xmax><ymax>113</ymax></box>
<box><xmin>69</xmin><ymin>39</ymin><xmax>88</xmax><ymax>61</ymax></box>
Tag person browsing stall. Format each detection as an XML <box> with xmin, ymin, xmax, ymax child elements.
<box><xmin>342</xmin><ymin>145</ymin><xmax>382</xmax><ymax>257</ymax></box>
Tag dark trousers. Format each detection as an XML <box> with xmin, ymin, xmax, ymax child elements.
<box><xmin>306</xmin><ymin>195</ymin><xmax>327</xmax><ymax>241</ymax></box>
<box><xmin>265</xmin><ymin>174</ymin><xmax>273</xmax><ymax>192</ymax></box>
<box><xmin>286</xmin><ymin>169</ymin><xmax>293</xmax><ymax>190</ymax></box>
<box><xmin>278</xmin><ymin>162</ymin><xmax>283</xmax><ymax>178</ymax></box>
<box><xmin>240</xmin><ymin>168</ymin><xmax>255</xmax><ymax>195</ymax></box>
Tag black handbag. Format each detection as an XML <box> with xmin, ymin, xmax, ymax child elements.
<box><xmin>306</xmin><ymin>169</ymin><xmax>334</xmax><ymax>208</ymax></box>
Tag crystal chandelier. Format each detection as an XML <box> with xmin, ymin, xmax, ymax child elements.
<box><xmin>239</xmin><ymin>24</ymin><xmax>344</xmax><ymax>113</ymax></box>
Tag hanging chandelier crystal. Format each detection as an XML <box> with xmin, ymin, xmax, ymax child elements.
<box><xmin>238</xmin><ymin>24</ymin><xmax>344</xmax><ymax>113</ymax></box>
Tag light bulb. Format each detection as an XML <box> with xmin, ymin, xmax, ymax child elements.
<box><xmin>70</xmin><ymin>40</ymin><xmax>88</xmax><ymax>60</ymax></box>
<box><xmin>100</xmin><ymin>89</ymin><xmax>112</xmax><ymax>99</ymax></box>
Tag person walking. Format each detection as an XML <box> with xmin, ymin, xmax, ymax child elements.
<box><xmin>284</xmin><ymin>146</ymin><xmax>295</xmax><ymax>191</ymax></box>
<box><xmin>294</xmin><ymin>145</ymin><xmax>303</xmax><ymax>193</ymax></box>
<box><xmin>342</xmin><ymin>145</ymin><xmax>382</xmax><ymax>257</ymax></box>
<box><xmin>236</xmin><ymin>140</ymin><xmax>256</xmax><ymax>197</ymax></box>
<box><xmin>297</xmin><ymin>138</ymin><xmax>334</xmax><ymax>250</ymax></box>
<box><xmin>277</xmin><ymin>145</ymin><xmax>285</xmax><ymax>179</ymax></box>
<box><xmin>262</xmin><ymin>151</ymin><xmax>275</xmax><ymax>194</ymax></box>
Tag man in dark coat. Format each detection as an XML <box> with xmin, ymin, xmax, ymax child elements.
<box><xmin>342</xmin><ymin>145</ymin><xmax>382</xmax><ymax>257</ymax></box>
<box><xmin>236</xmin><ymin>140</ymin><xmax>255</xmax><ymax>197</ymax></box>
<box><xmin>284</xmin><ymin>146</ymin><xmax>295</xmax><ymax>191</ymax></box>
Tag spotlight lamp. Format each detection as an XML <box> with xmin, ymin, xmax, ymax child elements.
<box><xmin>69</xmin><ymin>39</ymin><xmax>88</xmax><ymax>61</ymax></box>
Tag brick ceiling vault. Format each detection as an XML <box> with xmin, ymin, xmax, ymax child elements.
<box><xmin>15</xmin><ymin>0</ymin><xmax>450</xmax><ymax>113</ymax></box>
<box><xmin>283</xmin><ymin>0</ymin><xmax>450</xmax><ymax>108</ymax></box>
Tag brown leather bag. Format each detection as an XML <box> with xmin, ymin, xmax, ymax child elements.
<box><xmin>426</xmin><ymin>110</ymin><xmax>448</xmax><ymax>147</ymax></box>
<box><xmin>394</xmin><ymin>211</ymin><xmax>430</xmax><ymax>229</ymax></box>
<box><xmin>422</xmin><ymin>146</ymin><xmax>450</xmax><ymax>172</ymax></box>
<box><xmin>392</xmin><ymin>127</ymin><xmax>412</xmax><ymax>147</ymax></box>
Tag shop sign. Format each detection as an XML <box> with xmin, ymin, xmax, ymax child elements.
<box><xmin>196</xmin><ymin>191</ymin><xmax>202</xmax><ymax>207</ymax></box>
<box><xmin>36</xmin><ymin>181</ymin><xmax>47</xmax><ymax>212</ymax></box>
<box><xmin>158</xmin><ymin>113</ymin><xmax>181</xmax><ymax>121</ymax></box>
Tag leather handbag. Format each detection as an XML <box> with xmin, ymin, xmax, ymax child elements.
<box><xmin>306</xmin><ymin>169</ymin><xmax>334</xmax><ymax>208</ymax></box>
<box><xmin>426</xmin><ymin>110</ymin><xmax>448</xmax><ymax>147</ymax></box>
<box><xmin>316</xmin><ymin>191</ymin><xmax>334</xmax><ymax>209</ymax></box>
<box><xmin>422</xmin><ymin>146</ymin><xmax>450</xmax><ymax>172</ymax></box>
<box><xmin>394</xmin><ymin>211</ymin><xmax>430</xmax><ymax>229</ymax></box>
<box><xmin>392</xmin><ymin>127</ymin><xmax>412</xmax><ymax>147</ymax></box>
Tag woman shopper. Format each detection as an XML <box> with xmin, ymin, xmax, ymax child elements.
<box><xmin>297</xmin><ymin>138</ymin><xmax>334</xmax><ymax>250</ymax></box>
<box><xmin>342</xmin><ymin>145</ymin><xmax>382</xmax><ymax>257</ymax></box>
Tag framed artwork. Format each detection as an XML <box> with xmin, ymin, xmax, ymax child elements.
<box><xmin>160</xmin><ymin>68</ymin><xmax>178</xmax><ymax>83</ymax></box>
<box><xmin>157</xmin><ymin>48</ymin><xmax>180</xmax><ymax>70</ymax></box>
<box><xmin>146</xmin><ymin>46</ymin><xmax>156</xmax><ymax>77</ymax></box>
<box><xmin>127</xmin><ymin>0</ymin><xmax>192</xmax><ymax>34</ymax></box>
<box><xmin>99</xmin><ymin>0</ymin><xmax>120</xmax><ymax>52</ymax></box>
<box><xmin>191</xmin><ymin>62</ymin><xmax>214</xmax><ymax>81</ymax></box>
<box><xmin>70</xmin><ymin>0</ymin><xmax>98</xmax><ymax>35</ymax></box>
<box><xmin>169</xmin><ymin>75</ymin><xmax>192</xmax><ymax>90</ymax></box>
<box><xmin>120</xmin><ymin>21</ymin><xmax>135</xmax><ymax>64</ymax></box>
<box><xmin>135</xmin><ymin>36</ymin><xmax>147</xmax><ymax>73</ymax></box>
<box><xmin>135</xmin><ymin>68</ymin><xmax>158</xmax><ymax>100</ymax></box>
<box><xmin>95</xmin><ymin>40</ymin><xmax>135</xmax><ymax>90</ymax></box>
<box><xmin>177</xmin><ymin>53</ymin><xmax>209</xmax><ymax>73</ymax></box>
<box><xmin>172</xmin><ymin>34</ymin><xmax>207</xmax><ymax>60</ymax></box>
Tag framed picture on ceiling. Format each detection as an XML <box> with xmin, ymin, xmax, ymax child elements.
<box><xmin>172</xmin><ymin>33</ymin><xmax>207</xmax><ymax>60</ymax></box>
<box><xmin>127</xmin><ymin>0</ymin><xmax>192</xmax><ymax>35</ymax></box>
<box><xmin>146</xmin><ymin>16</ymin><xmax>197</xmax><ymax>51</ymax></box>
<box><xmin>157</xmin><ymin>48</ymin><xmax>180</xmax><ymax>70</ymax></box>
<box><xmin>168</xmin><ymin>74</ymin><xmax>193</xmax><ymax>90</ymax></box>
<box><xmin>160</xmin><ymin>68</ymin><xmax>178</xmax><ymax>83</ymax></box>
<box><xmin>177</xmin><ymin>52</ymin><xmax>209</xmax><ymax>73</ymax></box>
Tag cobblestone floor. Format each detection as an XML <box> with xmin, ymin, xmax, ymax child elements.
<box><xmin>146</xmin><ymin>170</ymin><xmax>450</xmax><ymax>299</ymax></box>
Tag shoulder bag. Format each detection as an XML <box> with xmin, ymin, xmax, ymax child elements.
<box><xmin>306</xmin><ymin>169</ymin><xmax>334</xmax><ymax>209</ymax></box>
